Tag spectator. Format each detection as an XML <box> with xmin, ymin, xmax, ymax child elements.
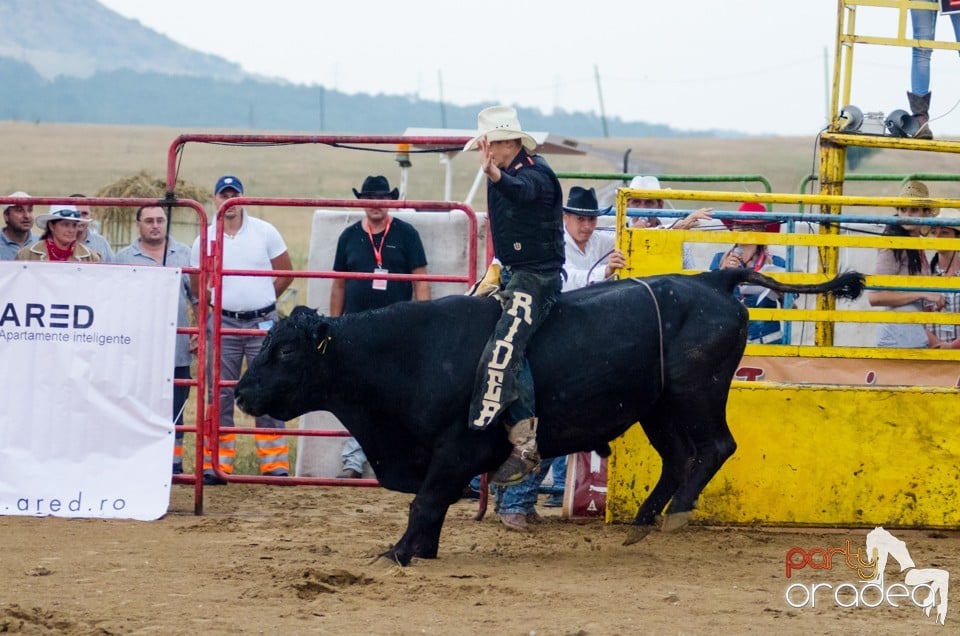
<box><xmin>627</xmin><ymin>176</ymin><xmax>713</xmax><ymax>231</ymax></box>
<box><xmin>190</xmin><ymin>175</ymin><xmax>294</xmax><ymax>484</ymax></box>
<box><xmin>116</xmin><ymin>205</ymin><xmax>198</xmax><ymax>474</ymax></box>
<box><xmin>708</xmin><ymin>202</ymin><xmax>785</xmax><ymax>344</ymax></box>
<box><xmin>71</xmin><ymin>194</ymin><xmax>115</xmax><ymax>263</ymax></box>
<box><xmin>905</xmin><ymin>1</ymin><xmax>960</xmax><ymax>139</ymax></box>
<box><xmin>626</xmin><ymin>176</ymin><xmax>713</xmax><ymax>269</ymax></box>
<box><xmin>927</xmin><ymin>208</ymin><xmax>960</xmax><ymax>348</ymax></box>
<box><xmin>330</xmin><ymin>175</ymin><xmax>430</xmax><ymax>478</ymax></box>
<box><xmin>561</xmin><ymin>186</ymin><xmax>626</xmax><ymax>289</ymax></box>
<box><xmin>496</xmin><ymin>186</ymin><xmax>626</xmax><ymax>531</ymax></box>
<box><xmin>1</xmin><ymin>192</ymin><xmax>37</xmax><ymax>260</ymax></box>
<box><xmin>465</xmin><ymin>105</ymin><xmax>564</xmax><ymax>486</ymax></box>
<box><xmin>16</xmin><ymin>204</ymin><xmax>101</xmax><ymax>262</ymax></box>
<box><xmin>868</xmin><ymin>181</ymin><xmax>945</xmax><ymax>347</ymax></box>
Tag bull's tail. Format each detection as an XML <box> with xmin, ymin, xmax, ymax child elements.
<box><xmin>702</xmin><ymin>268</ymin><xmax>866</xmax><ymax>300</ymax></box>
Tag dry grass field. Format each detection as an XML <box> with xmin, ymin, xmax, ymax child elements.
<box><xmin>4</xmin><ymin>120</ymin><xmax>959</xmax><ymax>270</ymax></box>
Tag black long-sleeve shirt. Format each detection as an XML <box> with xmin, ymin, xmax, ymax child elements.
<box><xmin>487</xmin><ymin>148</ymin><xmax>564</xmax><ymax>273</ymax></box>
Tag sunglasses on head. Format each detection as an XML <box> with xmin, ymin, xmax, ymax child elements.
<box><xmin>53</xmin><ymin>209</ymin><xmax>81</xmax><ymax>219</ymax></box>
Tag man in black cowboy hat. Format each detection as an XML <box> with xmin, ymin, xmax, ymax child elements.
<box><xmin>330</xmin><ymin>174</ymin><xmax>431</xmax><ymax>477</ymax></box>
<box><xmin>463</xmin><ymin>105</ymin><xmax>564</xmax><ymax>486</ymax></box>
<box><xmin>562</xmin><ymin>186</ymin><xmax>626</xmax><ymax>289</ymax></box>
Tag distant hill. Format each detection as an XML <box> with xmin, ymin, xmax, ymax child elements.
<box><xmin>0</xmin><ymin>0</ymin><xmax>248</xmax><ymax>81</ymax></box>
<box><xmin>0</xmin><ymin>0</ymin><xmax>735</xmax><ymax>138</ymax></box>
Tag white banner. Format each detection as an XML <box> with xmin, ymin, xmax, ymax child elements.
<box><xmin>0</xmin><ymin>261</ymin><xmax>180</xmax><ymax>520</ymax></box>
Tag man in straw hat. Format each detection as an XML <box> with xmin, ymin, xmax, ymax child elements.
<box><xmin>868</xmin><ymin>180</ymin><xmax>946</xmax><ymax>348</ymax></box>
<box><xmin>463</xmin><ymin>105</ymin><xmax>564</xmax><ymax>485</ymax></box>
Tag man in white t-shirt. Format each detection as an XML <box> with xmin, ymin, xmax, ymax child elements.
<box><xmin>190</xmin><ymin>175</ymin><xmax>294</xmax><ymax>485</ymax></box>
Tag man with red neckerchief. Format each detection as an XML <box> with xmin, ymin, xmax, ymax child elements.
<box><xmin>330</xmin><ymin>175</ymin><xmax>430</xmax><ymax>477</ymax></box>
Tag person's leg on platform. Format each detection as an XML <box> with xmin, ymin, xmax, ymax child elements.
<box><xmin>339</xmin><ymin>438</ymin><xmax>366</xmax><ymax>478</ymax></box>
<box><xmin>544</xmin><ymin>455</ymin><xmax>567</xmax><ymax>507</ymax></box>
<box><xmin>172</xmin><ymin>365</ymin><xmax>191</xmax><ymax>475</ymax></box>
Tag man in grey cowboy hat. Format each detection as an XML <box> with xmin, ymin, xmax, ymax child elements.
<box><xmin>463</xmin><ymin>105</ymin><xmax>564</xmax><ymax>486</ymax></box>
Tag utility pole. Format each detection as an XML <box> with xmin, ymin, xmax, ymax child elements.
<box><xmin>594</xmin><ymin>64</ymin><xmax>609</xmax><ymax>138</ymax></box>
<box><xmin>823</xmin><ymin>46</ymin><xmax>830</xmax><ymax>128</ymax></box>
<box><xmin>319</xmin><ymin>85</ymin><xmax>326</xmax><ymax>131</ymax></box>
<box><xmin>438</xmin><ymin>70</ymin><xmax>447</xmax><ymax>128</ymax></box>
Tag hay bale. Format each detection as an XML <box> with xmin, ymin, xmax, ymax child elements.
<box><xmin>93</xmin><ymin>171</ymin><xmax>210</xmax><ymax>249</ymax></box>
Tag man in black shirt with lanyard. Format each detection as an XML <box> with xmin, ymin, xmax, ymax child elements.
<box><xmin>330</xmin><ymin>175</ymin><xmax>430</xmax><ymax>476</ymax></box>
<box><xmin>464</xmin><ymin>106</ymin><xmax>565</xmax><ymax>486</ymax></box>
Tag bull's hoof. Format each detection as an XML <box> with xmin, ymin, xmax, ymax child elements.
<box><xmin>622</xmin><ymin>524</ymin><xmax>654</xmax><ymax>546</ymax></box>
<box><xmin>374</xmin><ymin>546</ymin><xmax>410</xmax><ymax>567</ymax></box>
<box><xmin>661</xmin><ymin>511</ymin><xmax>691</xmax><ymax>533</ymax></box>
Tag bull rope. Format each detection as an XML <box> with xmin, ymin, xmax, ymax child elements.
<box><xmin>628</xmin><ymin>278</ymin><xmax>666</xmax><ymax>392</ymax></box>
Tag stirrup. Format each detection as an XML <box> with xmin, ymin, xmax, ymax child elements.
<box><xmin>490</xmin><ymin>447</ymin><xmax>541</xmax><ymax>486</ymax></box>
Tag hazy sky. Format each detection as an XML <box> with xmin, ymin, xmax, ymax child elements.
<box><xmin>97</xmin><ymin>0</ymin><xmax>960</xmax><ymax>136</ymax></box>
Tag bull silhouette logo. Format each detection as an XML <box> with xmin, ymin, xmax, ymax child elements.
<box><xmin>865</xmin><ymin>527</ymin><xmax>949</xmax><ymax>625</ymax></box>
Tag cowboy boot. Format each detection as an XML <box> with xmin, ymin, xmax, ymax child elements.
<box><xmin>906</xmin><ymin>91</ymin><xmax>933</xmax><ymax>139</ymax></box>
<box><xmin>491</xmin><ymin>417</ymin><xmax>541</xmax><ymax>486</ymax></box>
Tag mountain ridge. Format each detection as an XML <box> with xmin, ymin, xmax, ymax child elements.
<box><xmin>0</xmin><ymin>0</ymin><xmax>734</xmax><ymax>137</ymax></box>
<box><xmin>0</xmin><ymin>0</ymin><xmax>249</xmax><ymax>81</ymax></box>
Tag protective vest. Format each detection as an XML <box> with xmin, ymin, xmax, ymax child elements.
<box><xmin>487</xmin><ymin>150</ymin><xmax>564</xmax><ymax>272</ymax></box>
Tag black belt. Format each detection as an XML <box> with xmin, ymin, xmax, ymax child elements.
<box><xmin>219</xmin><ymin>303</ymin><xmax>275</xmax><ymax>321</ymax></box>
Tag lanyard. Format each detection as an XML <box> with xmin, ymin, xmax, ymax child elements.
<box><xmin>363</xmin><ymin>217</ymin><xmax>392</xmax><ymax>268</ymax></box>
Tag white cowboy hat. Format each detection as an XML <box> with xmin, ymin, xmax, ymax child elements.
<box><xmin>463</xmin><ymin>106</ymin><xmax>538</xmax><ymax>152</ymax></box>
<box><xmin>936</xmin><ymin>207</ymin><xmax>960</xmax><ymax>225</ymax></box>
<box><xmin>628</xmin><ymin>176</ymin><xmax>663</xmax><ymax>192</ymax></box>
<box><xmin>35</xmin><ymin>204</ymin><xmax>90</xmax><ymax>231</ymax></box>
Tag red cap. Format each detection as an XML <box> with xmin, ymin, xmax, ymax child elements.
<box><xmin>723</xmin><ymin>202</ymin><xmax>780</xmax><ymax>233</ymax></box>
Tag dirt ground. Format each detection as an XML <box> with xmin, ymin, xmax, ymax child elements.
<box><xmin>1</xmin><ymin>483</ymin><xmax>957</xmax><ymax>635</ymax></box>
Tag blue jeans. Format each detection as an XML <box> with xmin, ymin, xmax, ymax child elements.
<box><xmin>497</xmin><ymin>461</ymin><xmax>552</xmax><ymax>514</ymax></box>
<box><xmin>498</xmin><ymin>456</ymin><xmax>566</xmax><ymax>514</ymax></box>
<box><xmin>341</xmin><ymin>437</ymin><xmax>367</xmax><ymax>473</ymax></box>
<box><xmin>911</xmin><ymin>1</ymin><xmax>960</xmax><ymax>95</ymax></box>
<box><xmin>547</xmin><ymin>455</ymin><xmax>567</xmax><ymax>495</ymax></box>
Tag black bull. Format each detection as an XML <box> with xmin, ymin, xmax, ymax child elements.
<box><xmin>235</xmin><ymin>269</ymin><xmax>864</xmax><ymax>565</ymax></box>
